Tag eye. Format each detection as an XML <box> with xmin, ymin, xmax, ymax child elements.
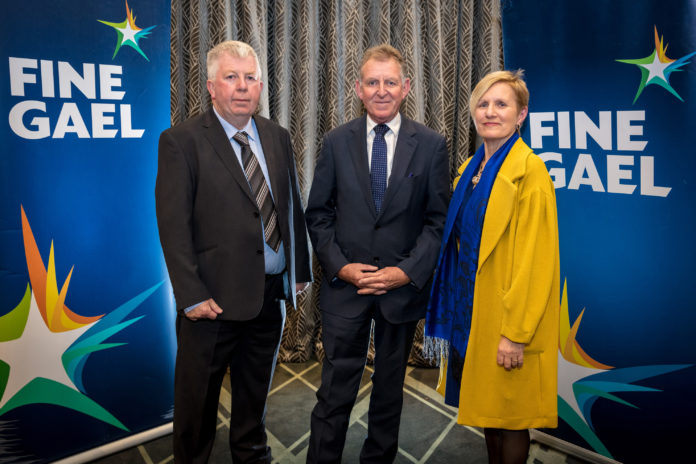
<box><xmin>366</xmin><ymin>80</ymin><xmax>378</xmax><ymax>87</ymax></box>
<box><xmin>386</xmin><ymin>80</ymin><xmax>398</xmax><ymax>87</ymax></box>
<box><xmin>497</xmin><ymin>101</ymin><xmax>507</xmax><ymax>107</ymax></box>
<box><xmin>246</xmin><ymin>75</ymin><xmax>258</xmax><ymax>83</ymax></box>
<box><xmin>226</xmin><ymin>74</ymin><xmax>238</xmax><ymax>81</ymax></box>
<box><xmin>478</xmin><ymin>101</ymin><xmax>488</xmax><ymax>108</ymax></box>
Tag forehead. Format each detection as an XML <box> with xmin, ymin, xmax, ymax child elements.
<box><xmin>481</xmin><ymin>82</ymin><xmax>516</xmax><ymax>100</ymax></box>
<box><xmin>360</xmin><ymin>57</ymin><xmax>402</xmax><ymax>79</ymax></box>
<box><xmin>215</xmin><ymin>53</ymin><xmax>257</xmax><ymax>75</ymax></box>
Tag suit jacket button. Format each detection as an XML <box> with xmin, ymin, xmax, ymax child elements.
<box><xmin>374</xmin><ymin>225</ymin><xmax>380</xmax><ymax>230</ymax></box>
<box><xmin>253</xmin><ymin>212</ymin><xmax>260</xmax><ymax>218</ymax></box>
<box><xmin>257</xmin><ymin>250</ymin><xmax>263</xmax><ymax>255</ymax></box>
<box><xmin>373</xmin><ymin>257</ymin><xmax>380</xmax><ymax>262</ymax></box>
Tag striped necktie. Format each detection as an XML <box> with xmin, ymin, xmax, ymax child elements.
<box><xmin>232</xmin><ymin>131</ymin><xmax>281</xmax><ymax>252</ymax></box>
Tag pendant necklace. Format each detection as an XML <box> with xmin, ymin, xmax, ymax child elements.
<box><xmin>471</xmin><ymin>158</ymin><xmax>488</xmax><ymax>186</ymax></box>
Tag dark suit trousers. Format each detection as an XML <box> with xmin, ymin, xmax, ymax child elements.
<box><xmin>307</xmin><ymin>303</ymin><xmax>418</xmax><ymax>464</ymax></box>
<box><xmin>173</xmin><ymin>274</ymin><xmax>285</xmax><ymax>464</ymax></box>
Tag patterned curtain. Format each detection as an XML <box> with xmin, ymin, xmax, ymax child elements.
<box><xmin>169</xmin><ymin>0</ymin><xmax>503</xmax><ymax>365</ymax></box>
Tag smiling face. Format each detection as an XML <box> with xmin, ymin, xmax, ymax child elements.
<box><xmin>474</xmin><ymin>82</ymin><xmax>528</xmax><ymax>148</ymax></box>
<box><xmin>206</xmin><ymin>53</ymin><xmax>262</xmax><ymax>129</ymax></box>
<box><xmin>355</xmin><ymin>58</ymin><xmax>410</xmax><ymax>124</ymax></box>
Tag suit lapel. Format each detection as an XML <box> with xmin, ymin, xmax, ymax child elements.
<box><xmin>379</xmin><ymin>116</ymin><xmax>416</xmax><ymax>215</ymax></box>
<box><xmin>202</xmin><ymin>109</ymin><xmax>256</xmax><ymax>205</ymax></box>
<box><xmin>477</xmin><ymin>139</ymin><xmax>530</xmax><ymax>270</ymax></box>
<box><xmin>254</xmin><ymin>115</ymin><xmax>285</xmax><ymax>204</ymax></box>
<box><xmin>348</xmin><ymin>116</ymin><xmax>377</xmax><ymax>217</ymax></box>
<box><xmin>255</xmin><ymin>116</ymin><xmax>294</xmax><ymax>302</ymax></box>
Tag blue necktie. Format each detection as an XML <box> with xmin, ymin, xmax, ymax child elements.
<box><xmin>370</xmin><ymin>124</ymin><xmax>389</xmax><ymax>213</ymax></box>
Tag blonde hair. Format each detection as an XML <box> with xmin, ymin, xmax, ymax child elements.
<box><xmin>360</xmin><ymin>44</ymin><xmax>406</xmax><ymax>83</ymax></box>
<box><xmin>469</xmin><ymin>70</ymin><xmax>529</xmax><ymax>118</ymax></box>
<box><xmin>207</xmin><ymin>40</ymin><xmax>262</xmax><ymax>81</ymax></box>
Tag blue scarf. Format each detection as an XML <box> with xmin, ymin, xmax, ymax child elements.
<box><xmin>425</xmin><ymin>133</ymin><xmax>519</xmax><ymax>406</ymax></box>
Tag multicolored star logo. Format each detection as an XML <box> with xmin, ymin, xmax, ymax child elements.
<box><xmin>558</xmin><ymin>280</ymin><xmax>690</xmax><ymax>459</ymax></box>
<box><xmin>616</xmin><ymin>26</ymin><xmax>696</xmax><ymax>104</ymax></box>
<box><xmin>0</xmin><ymin>207</ymin><xmax>162</xmax><ymax>432</ymax></box>
<box><xmin>98</xmin><ymin>1</ymin><xmax>156</xmax><ymax>61</ymax></box>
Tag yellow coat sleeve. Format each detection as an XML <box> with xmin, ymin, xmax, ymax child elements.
<box><xmin>500</xmin><ymin>156</ymin><xmax>559</xmax><ymax>346</ymax></box>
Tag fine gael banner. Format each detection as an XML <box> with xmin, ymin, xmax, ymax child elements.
<box><xmin>502</xmin><ymin>1</ymin><xmax>695</xmax><ymax>463</ymax></box>
<box><xmin>1</xmin><ymin>1</ymin><xmax>175</xmax><ymax>462</ymax></box>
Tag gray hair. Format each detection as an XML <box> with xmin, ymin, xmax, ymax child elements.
<box><xmin>207</xmin><ymin>40</ymin><xmax>262</xmax><ymax>81</ymax></box>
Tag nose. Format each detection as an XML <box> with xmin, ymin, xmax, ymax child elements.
<box><xmin>237</xmin><ymin>77</ymin><xmax>248</xmax><ymax>91</ymax></box>
<box><xmin>377</xmin><ymin>81</ymin><xmax>388</xmax><ymax>95</ymax></box>
<box><xmin>485</xmin><ymin>104</ymin><xmax>495</xmax><ymax>117</ymax></box>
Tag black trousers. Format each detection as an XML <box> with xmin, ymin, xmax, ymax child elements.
<box><xmin>173</xmin><ymin>274</ymin><xmax>285</xmax><ymax>464</ymax></box>
<box><xmin>307</xmin><ymin>304</ymin><xmax>418</xmax><ymax>464</ymax></box>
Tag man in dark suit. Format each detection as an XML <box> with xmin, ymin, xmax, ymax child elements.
<box><xmin>155</xmin><ymin>40</ymin><xmax>311</xmax><ymax>463</ymax></box>
<box><xmin>305</xmin><ymin>44</ymin><xmax>449</xmax><ymax>463</ymax></box>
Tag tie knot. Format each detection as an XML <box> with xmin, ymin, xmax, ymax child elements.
<box><xmin>374</xmin><ymin>124</ymin><xmax>389</xmax><ymax>136</ymax></box>
<box><xmin>233</xmin><ymin>131</ymin><xmax>250</xmax><ymax>147</ymax></box>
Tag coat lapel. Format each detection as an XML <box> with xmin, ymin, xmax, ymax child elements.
<box><xmin>255</xmin><ymin>115</ymin><xmax>295</xmax><ymax>304</ymax></box>
<box><xmin>254</xmin><ymin>115</ymin><xmax>286</xmax><ymax>205</ymax></box>
<box><xmin>380</xmin><ymin>116</ymin><xmax>416</xmax><ymax>215</ymax></box>
<box><xmin>202</xmin><ymin>109</ymin><xmax>256</xmax><ymax>205</ymax></box>
<box><xmin>477</xmin><ymin>139</ymin><xmax>531</xmax><ymax>270</ymax></box>
<box><xmin>347</xmin><ymin>116</ymin><xmax>377</xmax><ymax>216</ymax></box>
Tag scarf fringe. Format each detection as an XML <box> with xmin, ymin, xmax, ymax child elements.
<box><xmin>422</xmin><ymin>336</ymin><xmax>449</xmax><ymax>364</ymax></box>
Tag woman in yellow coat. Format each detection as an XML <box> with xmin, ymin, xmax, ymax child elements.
<box><xmin>425</xmin><ymin>70</ymin><xmax>560</xmax><ymax>464</ymax></box>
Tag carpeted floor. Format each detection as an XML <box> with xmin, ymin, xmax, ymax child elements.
<box><xmin>93</xmin><ymin>361</ymin><xmax>592</xmax><ymax>463</ymax></box>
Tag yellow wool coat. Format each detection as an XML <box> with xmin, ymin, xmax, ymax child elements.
<box><xmin>440</xmin><ymin>138</ymin><xmax>560</xmax><ymax>429</ymax></box>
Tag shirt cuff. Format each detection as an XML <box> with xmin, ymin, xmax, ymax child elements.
<box><xmin>184</xmin><ymin>301</ymin><xmax>204</xmax><ymax>313</ymax></box>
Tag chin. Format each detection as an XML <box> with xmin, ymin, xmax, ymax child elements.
<box><xmin>482</xmin><ymin>131</ymin><xmax>513</xmax><ymax>140</ymax></box>
<box><xmin>372</xmin><ymin>113</ymin><xmax>394</xmax><ymax>123</ymax></box>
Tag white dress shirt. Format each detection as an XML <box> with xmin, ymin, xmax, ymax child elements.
<box><xmin>366</xmin><ymin>113</ymin><xmax>401</xmax><ymax>185</ymax></box>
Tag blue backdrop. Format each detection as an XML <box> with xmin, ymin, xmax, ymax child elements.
<box><xmin>502</xmin><ymin>1</ymin><xmax>695</xmax><ymax>462</ymax></box>
<box><xmin>1</xmin><ymin>1</ymin><xmax>174</xmax><ymax>462</ymax></box>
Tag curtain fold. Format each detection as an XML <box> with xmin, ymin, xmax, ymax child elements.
<box><xmin>169</xmin><ymin>0</ymin><xmax>503</xmax><ymax>365</ymax></box>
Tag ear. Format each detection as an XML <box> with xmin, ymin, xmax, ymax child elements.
<box><xmin>517</xmin><ymin>106</ymin><xmax>528</xmax><ymax>125</ymax></box>
<box><xmin>206</xmin><ymin>80</ymin><xmax>215</xmax><ymax>99</ymax></box>
<box><xmin>402</xmin><ymin>78</ymin><xmax>411</xmax><ymax>97</ymax></box>
<box><xmin>354</xmin><ymin>79</ymin><xmax>362</xmax><ymax>99</ymax></box>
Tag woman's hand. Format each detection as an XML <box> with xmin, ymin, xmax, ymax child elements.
<box><xmin>497</xmin><ymin>336</ymin><xmax>525</xmax><ymax>370</ymax></box>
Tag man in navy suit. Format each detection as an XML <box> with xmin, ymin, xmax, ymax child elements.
<box><xmin>305</xmin><ymin>44</ymin><xmax>449</xmax><ymax>463</ymax></box>
<box><xmin>155</xmin><ymin>40</ymin><xmax>311</xmax><ymax>463</ymax></box>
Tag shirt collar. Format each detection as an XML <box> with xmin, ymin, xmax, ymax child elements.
<box><xmin>366</xmin><ymin>113</ymin><xmax>401</xmax><ymax>136</ymax></box>
<box><xmin>213</xmin><ymin>107</ymin><xmax>256</xmax><ymax>143</ymax></box>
